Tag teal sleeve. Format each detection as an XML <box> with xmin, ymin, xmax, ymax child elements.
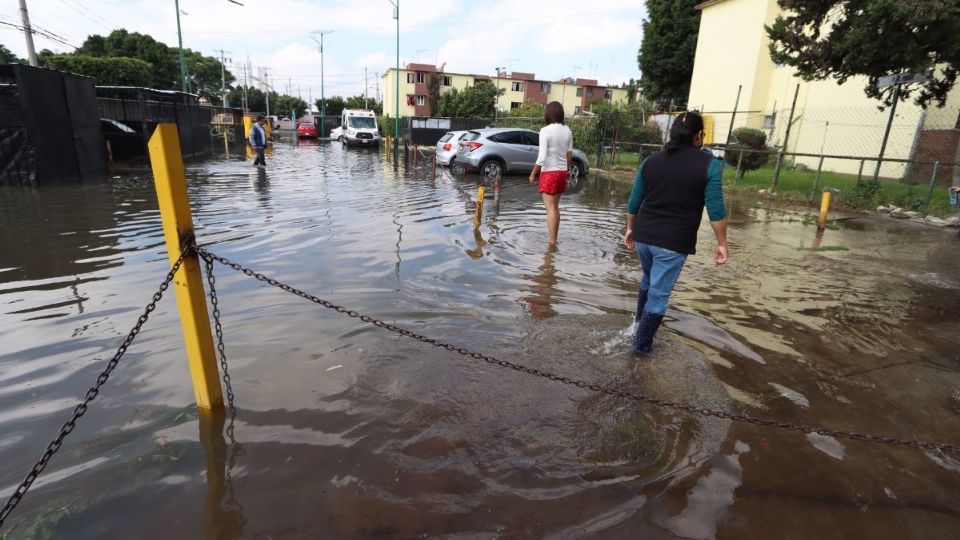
<box><xmin>627</xmin><ymin>158</ymin><xmax>648</xmax><ymax>215</ymax></box>
<box><xmin>705</xmin><ymin>158</ymin><xmax>726</xmax><ymax>221</ymax></box>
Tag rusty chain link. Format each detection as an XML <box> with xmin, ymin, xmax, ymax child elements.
<box><xmin>196</xmin><ymin>246</ymin><xmax>960</xmax><ymax>456</ymax></box>
<box><xmin>0</xmin><ymin>249</ymin><xmax>190</xmax><ymax>530</ymax></box>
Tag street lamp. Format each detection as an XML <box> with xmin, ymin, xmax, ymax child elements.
<box><xmin>310</xmin><ymin>30</ymin><xmax>334</xmax><ymax>135</ymax></box>
<box><xmin>388</xmin><ymin>0</ymin><xmax>399</xmax><ymax>154</ymax></box>
<box><xmin>175</xmin><ymin>0</ymin><xmax>190</xmax><ymax>93</ymax></box>
<box><xmin>494</xmin><ymin>66</ymin><xmax>505</xmax><ymax>122</ymax></box>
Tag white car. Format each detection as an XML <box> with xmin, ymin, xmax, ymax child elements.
<box><xmin>436</xmin><ymin>130</ymin><xmax>469</xmax><ymax>166</ymax></box>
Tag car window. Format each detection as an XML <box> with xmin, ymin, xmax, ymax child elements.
<box><xmin>462</xmin><ymin>131</ymin><xmax>481</xmax><ymax>142</ymax></box>
<box><xmin>439</xmin><ymin>133</ymin><xmax>453</xmax><ymax>143</ymax></box>
<box><xmin>522</xmin><ymin>132</ymin><xmax>539</xmax><ymax>146</ymax></box>
<box><xmin>491</xmin><ymin>131</ymin><xmax>524</xmax><ymax>144</ymax></box>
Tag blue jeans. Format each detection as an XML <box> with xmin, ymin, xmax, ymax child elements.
<box><xmin>635</xmin><ymin>242</ymin><xmax>687</xmax><ymax>315</ymax></box>
<box><xmin>254</xmin><ymin>146</ymin><xmax>266</xmax><ymax>166</ymax></box>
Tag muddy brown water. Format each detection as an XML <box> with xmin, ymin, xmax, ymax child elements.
<box><xmin>1</xmin><ymin>142</ymin><xmax>959</xmax><ymax>539</ymax></box>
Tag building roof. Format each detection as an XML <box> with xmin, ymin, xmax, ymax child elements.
<box><xmin>695</xmin><ymin>0</ymin><xmax>730</xmax><ymax>9</ymax></box>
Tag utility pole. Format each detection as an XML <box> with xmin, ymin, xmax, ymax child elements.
<box><xmin>364</xmin><ymin>67</ymin><xmax>368</xmax><ymax>109</ymax></box>
<box><xmin>262</xmin><ymin>67</ymin><xmax>271</xmax><ymax>117</ymax></box>
<box><xmin>389</xmin><ymin>0</ymin><xmax>399</xmax><ymax>158</ymax></box>
<box><xmin>174</xmin><ymin>0</ymin><xmax>190</xmax><ymax>93</ymax></box>
<box><xmin>18</xmin><ymin>0</ymin><xmax>38</xmax><ymax>67</ymax></box>
<box><xmin>214</xmin><ymin>49</ymin><xmax>231</xmax><ymax>107</ymax></box>
<box><xmin>311</xmin><ymin>30</ymin><xmax>334</xmax><ymax>137</ymax></box>
<box><xmin>375</xmin><ymin>72</ymin><xmax>380</xmax><ymax>105</ymax></box>
<box><xmin>494</xmin><ymin>66</ymin><xmax>505</xmax><ymax>122</ymax></box>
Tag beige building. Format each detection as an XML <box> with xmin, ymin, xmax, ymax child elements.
<box><xmin>688</xmin><ymin>0</ymin><xmax>960</xmax><ymax>179</ymax></box>
<box><xmin>382</xmin><ymin>63</ymin><xmax>629</xmax><ymax>118</ymax></box>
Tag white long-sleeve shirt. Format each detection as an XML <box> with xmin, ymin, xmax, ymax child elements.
<box><xmin>536</xmin><ymin>123</ymin><xmax>573</xmax><ymax>172</ymax></box>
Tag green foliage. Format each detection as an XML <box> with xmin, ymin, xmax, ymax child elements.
<box><xmin>226</xmin><ymin>86</ymin><xmax>278</xmax><ymax>114</ymax></box>
<box><xmin>41</xmin><ymin>54</ymin><xmax>153</xmax><ymax>86</ymax></box>
<box><xmin>75</xmin><ymin>29</ymin><xmax>234</xmax><ymax>95</ymax></box>
<box><xmin>0</xmin><ymin>43</ymin><xmax>22</xmax><ymax>63</ymax></box>
<box><xmin>342</xmin><ymin>95</ymin><xmax>382</xmax><ymax>114</ymax></box>
<box><xmin>438</xmin><ymin>81</ymin><xmax>503</xmax><ymax>118</ymax></box>
<box><xmin>317</xmin><ymin>95</ymin><xmax>345</xmax><ymax>116</ymax></box>
<box><xmin>766</xmin><ymin>0</ymin><xmax>960</xmax><ymax>107</ymax></box>
<box><xmin>507</xmin><ymin>99</ymin><xmax>545</xmax><ymax>118</ymax></box>
<box><xmin>427</xmin><ymin>73</ymin><xmax>442</xmax><ymax>115</ymax></box>
<box><xmin>625</xmin><ymin>78</ymin><xmax>639</xmax><ymax>103</ymax></box>
<box><xmin>273</xmin><ymin>94</ymin><xmax>309</xmax><ymax>119</ymax></box>
<box><xmin>638</xmin><ymin>0</ymin><xmax>702</xmax><ymax>104</ymax></box>
<box><xmin>727</xmin><ymin>127</ymin><xmax>769</xmax><ymax>174</ymax></box>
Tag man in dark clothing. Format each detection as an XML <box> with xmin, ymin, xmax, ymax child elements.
<box><xmin>624</xmin><ymin>111</ymin><xmax>728</xmax><ymax>355</ymax></box>
<box><xmin>249</xmin><ymin>115</ymin><xmax>267</xmax><ymax>167</ymax></box>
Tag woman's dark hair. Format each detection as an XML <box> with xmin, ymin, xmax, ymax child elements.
<box><xmin>544</xmin><ymin>101</ymin><xmax>564</xmax><ymax>125</ymax></box>
<box><xmin>665</xmin><ymin>110</ymin><xmax>704</xmax><ymax>154</ymax></box>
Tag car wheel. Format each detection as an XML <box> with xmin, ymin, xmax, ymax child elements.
<box><xmin>480</xmin><ymin>159</ymin><xmax>503</xmax><ymax>180</ymax></box>
<box><xmin>567</xmin><ymin>161</ymin><xmax>584</xmax><ymax>191</ymax></box>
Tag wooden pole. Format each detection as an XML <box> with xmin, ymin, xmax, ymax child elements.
<box><xmin>474</xmin><ymin>186</ymin><xmax>486</xmax><ymax>227</ymax></box>
<box><xmin>149</xmin><ymin>123</ymin><xmax>223</xmax><ymax>410</ymax></box>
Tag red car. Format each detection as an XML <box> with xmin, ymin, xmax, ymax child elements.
<box><xmin>296</xmin><ymin>120</ymin><xmax>318</xmax><ymax>138</ymax></box>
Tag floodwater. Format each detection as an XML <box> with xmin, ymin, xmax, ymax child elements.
<box><xmin>1</xmin><ymin>141</ymin><xmax>959</xmax><ymax>539</ymax></box>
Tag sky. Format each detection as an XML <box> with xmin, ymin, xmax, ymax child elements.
<box><xmin>1</xmin><ymin>0</ymin><xmax>646</xmax><ymax>108</ymax></box>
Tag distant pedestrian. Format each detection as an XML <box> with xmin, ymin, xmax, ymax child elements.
<box><xmin>529</xmin><ymin>101</ymin><xmax>573</xmax><ymax>247</ymax></box>
<box><xmin>249</xmin><ymin>115</ymin><xmax>267</xmax><ymax>167</ymax></box>
<box><xmin>624</xmin><ymin>111</ymin><xmax>728</xmax><ymax>355</ymax></box>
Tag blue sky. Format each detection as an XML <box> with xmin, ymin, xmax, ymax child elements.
<box><xmin>2</xmin><ymin>0</ymin><xmax>646</xmax><ymax>107</ymax></box>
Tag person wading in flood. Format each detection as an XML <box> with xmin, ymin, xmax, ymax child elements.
<box><xmin>529</xmin><ymin>101</ymin><xmax>573</xmax><ymax>247</ymax></box>
<box><xmin>249</xmin><ymin>115</ymin><xmax>268</xmax><ymax>168</ymax></box>
<box><xmin>624</xmin><ymin>111</ymin><xmax>728</xmax><ymax>355</ymax></box>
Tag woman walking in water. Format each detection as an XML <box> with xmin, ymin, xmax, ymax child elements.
<box><xmin>529</xmin><ymin>101</ymin><xmax>573</xmax><ymax>247</ymax></box>
<box><xmin>624</xmin><ymin>111</ymin><xmax>728</xmax><ymax>355</ymax></box>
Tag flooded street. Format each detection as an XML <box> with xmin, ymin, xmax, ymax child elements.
<box><xmin>2</xmin><ymin>141</ymin><xmax>959</xmax><ymax>539</ymax></box>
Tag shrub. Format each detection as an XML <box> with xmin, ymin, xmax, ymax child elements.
<box><xmin>727</xmin><ymin>127</ymin><xmax>769</xmax><ymax>174</ymax></box>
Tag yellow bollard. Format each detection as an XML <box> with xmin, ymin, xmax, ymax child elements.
<box><xmin>817</xmin><ymin>191</ymin><xmax>831</xmax><ymax>231</ymax></box>
<box><xmin>148</xmin><ymin>124</ymin><xmax>224</xmax><ymax>410</ymax></box>
<box><xmin>474</xmin><ymin>186</ymin><xmax>486</xmax><ymax>227</ymax></box>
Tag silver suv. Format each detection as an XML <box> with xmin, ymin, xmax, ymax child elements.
<box><xmin>454</xmin><ymin>128</ymin><xmax>589</xmax><ymax>179</ymax></box>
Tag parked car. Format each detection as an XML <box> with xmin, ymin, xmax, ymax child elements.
<box><xmin>279</xmin><ymin>117</ymin><xmax>295</xmax><ymax>130</ymax></box>
<box><xmin>266</xmin><ymin>115</ymin><xmax>280</xmax><ymax>130</ymax></box>
<box><xmin>454</xmin><ymin>128</ymin><xmax>589</xmax><ymax>178</ymax></box>
<box><xmin>297</xmin><ymin>119</ymin><xmax>318</xmax><ymax>138</ymax></box>
<box><xmin>435</xmin><ymin>130</ymin><xmax>469</xmax><ymax>166</ymax></box>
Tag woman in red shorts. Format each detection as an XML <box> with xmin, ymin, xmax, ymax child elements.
<box><xmin>529</xmin><ymin>101</ymin><xmax>573</xmax><ymax>247</ymax></box>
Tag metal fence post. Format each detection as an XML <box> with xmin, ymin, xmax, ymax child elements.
<box><xmin>735</xmin><ymin>149</ymin><xmax>744</xmax><ymax>186</ymax></box>
<box><xmin>771</xmin><ymin>83</ymin><xmax>800</xmax><ymax>192</ymax></box>
<box><xmin>148</xmin><ymin>123</ymin><xmax>223</xmax><ymax>410</ymax></box>
<box><xmin>923</xmin><ymin>161</ymin><xmax>940</xmax><ymax>217</ymax></box>
<box><xmin>809</xmin><ymin>155</ymin><xmax>825</xmax><ymax>202</ymax></box>
<box><xmin>855</xmin><ymin>159</ymin><xmax>865</xmax><ymax>185</ymax></box>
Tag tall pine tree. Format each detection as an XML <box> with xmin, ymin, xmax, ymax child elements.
<box><xmin>637</xmin><ymin>0</ymin><xmax>702</xmax><ymax>107</ymax></box>
<box><xmin>767</xmin><ymin>0</ymin><xmax>960</xmax><ymax>107</ymax></box>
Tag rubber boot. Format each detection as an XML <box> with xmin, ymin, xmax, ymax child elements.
<box><xmin>633</xmin><ymin>311</ymin><xmax>664</xmax><ymax>355</ymax></box>
<box><xmin>634</xmin><ymin>288</ymin><xmax>649</xmax><ymax>324</ymax></box>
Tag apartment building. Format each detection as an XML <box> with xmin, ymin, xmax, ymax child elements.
<box><xmin>381</xmin><ymin>63</ymin><xmax>629</xmax><ymax>118</ymax></box>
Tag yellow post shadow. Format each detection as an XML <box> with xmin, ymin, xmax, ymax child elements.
<box><xmin>148</xmin><ymin>123</ymin><xmax>224</xmax><ymax>410</ymax></box>
<box><xmin>817</xmin><ymin>191</ymin><xmax>831</xmax><ymax>231</ymax></box>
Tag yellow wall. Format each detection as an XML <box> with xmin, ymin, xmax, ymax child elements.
<box><xmin>382</xmin><ymin>68</ymin><xmax>417</xmax><ymax>117</ymax></box>
<box><xmin>547</xmin><ymin>82</ymin><xmax>583</xmax><ymax>115</ymax></box>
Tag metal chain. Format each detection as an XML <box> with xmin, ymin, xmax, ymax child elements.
<box><xmin>200</xmin><ymin>253</ymin><xmax>247</xmax><ymax>536</ymax></box>
<box><xmin>196</xmin><ymin>246</ymin><xmax>960</xmax><ymax>456</ymax></box>
<box><xmin>0</xmin><ymin>250</ymin><xmax>190</xmax><ymax>530</ymax></box>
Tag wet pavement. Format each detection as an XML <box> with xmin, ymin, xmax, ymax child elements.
<box><xmin>1</xmin><ymin>141</ymin><xmax>959</xmax><ymax>539</ymax></box>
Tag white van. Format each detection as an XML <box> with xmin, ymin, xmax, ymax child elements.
<box><xmin>333</xmin><ymin>109</ymin><xmax>381</xmax><ymax>147</ymax></box>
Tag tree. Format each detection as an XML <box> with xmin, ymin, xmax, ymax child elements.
<box><xmin>727</xmin><ymin>127</ymin><xmax>769</xmax><ymax>177</ymax></box>
<box><xmin>427</xmin><ymin>73</ymin><xmax>442</xmax><ymax>115</ymax></box>
<box><xmin>226</xmin><ymin>85</ymin><xmax>277</xmax><ymax>113</ymax></box>
<box><xmin>0</xmin><ymin>44</ymin><xmax>22</xmax><ymax>63</ymax></box>
<box><xmin>273</xmin><ymin>94</ymin><xmax>308</xmax><ymax>119</ymax></box>
<box><xmin>437</xmin><ymin>81</ymin><xmax>503</xmax><ymax>118</ymax></box>
<box><xmin>42</xmin><ymin>54</ymin><xmax>153</xmax><ymax>86</ymax></box>
<box><xmin>766</xmin><ymin>0</ymin><xmax>960</xmax><ymax>107</ymax></box>
<box><xmin>625</xmin><ymin>78</ymin><xmax>639</xmax><ymax>104</ymax></box>
<box><xmin>184</xmin><ymin>49</ymin><xmax>235</xmax><ymax>102</ymax></box>
<box><xmin>507</xmin><ymin>99</ymin><xmax>545</xmax><ymax>118</ymax></box>
<box><xmin>317</xmin><ymin>96</ymin><xmax>346</xmax><ymax>116</ymax></box>
<box><xmin>638</xmin><ymin>0</ymin><xmax>702</xmax><ymax>104</ymax></box>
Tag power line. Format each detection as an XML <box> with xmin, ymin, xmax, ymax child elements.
<box><xmin>0</xmin><ymin>19</ymin><xmax>77</xmax><ymax>49</ymax></box>
<box><xmin>57</xmin><ymin>0</ymin><xmax>116</xmax><ymax>30</ymax></box>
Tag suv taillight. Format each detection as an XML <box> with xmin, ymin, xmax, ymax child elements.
<box><xmin>443</xmin><ymin>143</ymin><xmax>452</xmax><ymax>151</ymax></box>
<box><xmin>463</xmin><ymin>141</ymin><xmax>482</xmax><ymax>152</ymax></box>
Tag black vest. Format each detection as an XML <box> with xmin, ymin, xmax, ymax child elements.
<box><xmin>632</xmin><ymin>147</ymin><xmax>714</xmax><ymax>255</ymax></box>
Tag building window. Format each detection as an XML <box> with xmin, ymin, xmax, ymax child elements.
<box><xmin>574</xmin><ymin>106</ymin><xmax>582</xmax><ymax>115</ymax></box>
<box><xmin>406</xmin><ymin>73</ymin><xmax>415</xmax><ymax>84</ymax></box>
<box><xmin>540</xmin><ymin>82</ymin><xmax>551</xmax><ymax>93</ymax></box>
<box><xmin>416</xmin><ymin>95</ymin><xmax>425</xmax><ymax>106</ymax></box>
<box><xmin>604</xmin><ymin>89</ymin><xmax>613</xmax><ymax>100</ymax></box>
<box><xmin>511</xmin><ymin>81</ymin><xmax>523</xmax><ymax>92</ymax></box>
<box><xmin>586</xmin><ymin>87</ymin><xmax>594</xmax><ymax>97</ymax></box>
<box><xmin>762</xmin><ymin>113</ymin><xmax>776</xmax><ymax>130</ymax></box>
<box><xmin>576</xmin><ymin>88</ymin><xmax>582</xmax><ymax>97</ymax></box>
<box><xmin>510</xmin><ymin>102</ymin><xmax>522</xmax><ymax>110</ymax></box>
<box><xmin>443</xmin><ymin>76</ymin><xmax>452</xmax><ymax>86</ymax></box>
<box><xmin>416</xmin><ymin>72</ymin><xmax>426</xmax><ymax>84</ymax></box>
